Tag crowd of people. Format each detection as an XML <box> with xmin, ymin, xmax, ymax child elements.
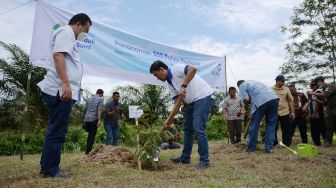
<box><xmin>36</xmin><ymin>12</ymin><xmax>335</xmax><ymax>178</ymax></box>
<box><xmin>224</xmin><ymin>76</ymin><xmax>336</xmax><ymax>158</ymax></box>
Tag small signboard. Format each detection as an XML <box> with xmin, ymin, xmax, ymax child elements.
<box><xmin>128</xmin><ymin>105</ymin><xmax>143</xmax><ymax>118</ymax></box>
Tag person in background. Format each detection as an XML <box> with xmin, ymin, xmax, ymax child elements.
<box><xmin>223</xmin><ymin>87</ymin><xmax>244</xmax><ymax>144</ymax></box>
<box><xmin>84</xmin><ymin>89</ymin><xmax>104</xmax><ymax>154</ymax></box>
<box><xmin>289</xmin><ymin>85</ymin><xmax>308</xmax><ymax>144</ymax></box>
<box><xmin>237</xmin><ymin>80</ymin><xmax>279</xmax><ymax>153</ymax></box>
<box><xmin>272</xmin><ymin>75</ymin><xmax>295</xmax><ymax>147</ymax></box>
<box><xmin>160</xmin><ymin>125</ymin><xmax>182</xmax><ymax>150</ymax></box>
<box><xmin>308</xmin><ymin>76</ymin><xmax>335</xmax><ymax>148</ymax></box>
<box><xmin>305</xmin><ymin>80</ymin><xmax>326</xmax><ymax>146</ymax></box>
<box><xmin>104</xmin><ymin>92</ymin><xmax>125</xmax><ymax>146</ymax></box>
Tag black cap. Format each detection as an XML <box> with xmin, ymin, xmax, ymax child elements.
<box><xmin>275</xmin><ymin>75</ymin><xmax>285</xmax><ymax>82</ymax></box>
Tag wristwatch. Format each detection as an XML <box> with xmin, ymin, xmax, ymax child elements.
<box><xmin>181</xmin><ymin>84</ymin><xmax>187</xmax><ymax>88</ymax></box>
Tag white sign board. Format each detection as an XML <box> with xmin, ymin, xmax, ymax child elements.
<box><xmin>129</xmin><ymin>105</ymin><xmax>144</xmax><ymax>119</ymax></box>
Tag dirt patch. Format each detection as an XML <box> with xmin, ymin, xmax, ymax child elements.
<box><xmin>211</xmin><ymin>142</ymin><xmax>247</xmax><ymax>154</ymax></box>
<box><xmin>80</xmin><ymin>145</ymin><xmax>137</xmax><ymax>165</ymax></box>
<box><xmin>80</xmin><ymin>145</ymin><xmax>173</xmax><ymax>171</ymax></box>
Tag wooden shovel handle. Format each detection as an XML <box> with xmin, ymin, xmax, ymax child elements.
<box><xmin>165</xmin><ymin>98</ymin><xmax>183</xmax><ymax>126</ymax></box>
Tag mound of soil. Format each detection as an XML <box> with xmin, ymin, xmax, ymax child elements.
<box><xmin>81</xmin><ymin>145</ymin><xmax>137</xmax><ymax>165</ymax></box>
<box><xmin>211</xmin><ymin>142</ymin><xmax>247</xmax><ymax>154</ymax></box>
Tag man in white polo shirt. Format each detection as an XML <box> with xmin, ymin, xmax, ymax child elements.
<box><xmin>37</xmin><ymin>13</ymin><xmax>92</xmax><ymax>178</ymax></box>
<box><xmin>150</xmin><ymin>60</ymin><xmax>214</xmax><ymax>169</ymax></box>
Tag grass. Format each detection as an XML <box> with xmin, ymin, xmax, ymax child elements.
<box><xmin>1</xmin><ymin>137</ymin><xmax>336</xmax><ymax>188</ymax></box>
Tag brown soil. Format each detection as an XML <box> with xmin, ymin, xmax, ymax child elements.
<box><xmin>80</xmin><ymin>145</ymin><xmax>137</xmax><ymax>165</ymax></box>
<box><xmin>80</xmin><ymin>145</ymin><xmax>173</xmax><ymax>171</ymax></box>
<box><xmin>211</xmin><ymin>142</ymin><xmax>247</xmax><ymax>154</ymax></box>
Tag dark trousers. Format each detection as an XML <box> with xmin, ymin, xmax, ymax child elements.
<box><xmin>228</xmin><ymin>120</ymin><xmax>242</xmax><ymax>143</ymax></box>
<box><xmin>310</xmin><ymin>118</ymin><xmax>327</xmax><ymax>146</ymax></box>
<box><xmin>40</xmin><ymin>92</ymin><xmax>75</xmax><ymax>175</ymax></box>
<box><xmin>85</xmin><ymin>120</ymin><xmax>98</xmax><ymax>154</ymax></box>
<box><xmin>290</xmin><ymin>117</ymin><xmax>308</xmax><ymax>143</ymax></box>
<box><xmin>325</xmin><ymin>114</ymin><xmax>336</xmax><ymax>144</ymax></box>
<box><xmin>274</xmin><ymin>114</ymin><xmax>292</xmax><ymax>146</ymax></box>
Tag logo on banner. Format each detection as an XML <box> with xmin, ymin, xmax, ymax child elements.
<box><xmin>212</xmin><ymin>63</ymin><xmax>222</xmax><ymax>77</ymax></box>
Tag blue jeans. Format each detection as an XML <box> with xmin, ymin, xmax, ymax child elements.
<box><xmin>247</xmin><ymin>99</ymin><xmax>279</xmax><ymax>152</ymax></box>
<box><xmin>104</xmin><ymin>122</ymin><xmax>119</xmax><ymax>146</ymax></box>
<box><xmin>181</xmin><ymin>95</ymin><xmax>214</xmax><ymax>164</ymax></box>
<box><xmin>40</xmin><ymin>92</ymin><xmax>75</xmax><ymax>175</ymax></box>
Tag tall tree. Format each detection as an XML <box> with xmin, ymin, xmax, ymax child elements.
<box><xmin>281</xmin><ymin>0</ymin><xmax>336</xmax><ymax>85</ymax></box>
<box><xmin>0</xmin><ymin>41</ymin><xmax>47</xmax><ymax>129</ymax></box>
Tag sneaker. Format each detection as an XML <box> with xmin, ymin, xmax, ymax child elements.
<box><xmin>170</xmin><ymin>156</ymin><xmax>190</xmax><ymax>164</ymax></box>
<box><xmin>194</xmin><ymin>162</ymin><xmax>210</xmax><ymax>169</ymax></box>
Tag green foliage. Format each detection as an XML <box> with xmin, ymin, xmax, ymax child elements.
<box><xmin>281</xmin><ymin>0</ymin><xmax>336</xmax><ymax>86</ymax></box>
<box><xmin>63</xmin><ymin>126</ymin><xmax>87</xmax><ymax>153</ymax></box>
<box><xmin>0</xmin><ymin>123</ymin><xmax>140</xmax><ymax>155</ymax></box>
<box><xmin>0</xmin><ymin>41</ymin><xmax>47</xmax><ymax>130</ymax></box>
<box><xmin>119</xmin><ymin>123</ymin><xmax>137</xmax><ymax>147</ymax></box>
<box><xmin>117</xmin><ymin>84</ymin><xmax>170</xmax><ymax>121</ymax></box>
<box><xmin>211</xmin><ymin>91</ymin><xmax>226</xmax><ymax>115</ymax></box>
<box><xmin>135</xmin><ymin>125</ymin><xmax>161</xmax><ymax>170</ymax></box>
<box><xmin>206</xmin><ymin>115</ymin><xmax>228</xmax><ymax>140</ymax></box>
<box><xmin>0</xmin><ymin>130</ymin><xmax>45</xmax><ymax>155</ymax></box>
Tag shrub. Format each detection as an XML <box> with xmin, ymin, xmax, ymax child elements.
<box><xmin>119</xmin><ymin>123</ymin><xmax>137</xmax><ymax>147</ymax></box>
<box><xmin>206</xmin><ymin>115</ymin><xmax>228</xmax><ymax>140</ymax></box>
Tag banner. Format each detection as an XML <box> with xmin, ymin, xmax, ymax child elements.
<box><xmin>30</xmin><ymin>0</ymin><xmax>226</xmax><ymax>91</ymax></box>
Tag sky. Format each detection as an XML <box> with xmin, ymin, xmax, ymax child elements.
<box><xmin>0</xmin><ymin>0</ymin><xmax>302</xmax><ymax>95</ymax></box>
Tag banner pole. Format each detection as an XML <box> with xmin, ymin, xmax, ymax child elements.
<box><xmin>136</xmin><ymin>118</ymin><xmax>141</xmax><ymax>170</ymax></box>
<box><xmin>223</xmin><ymin>56</ymin><xmax>230</xmax><ymax>144</ymax></box>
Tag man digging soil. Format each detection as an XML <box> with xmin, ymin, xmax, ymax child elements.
<box><xmin>150</xmin><ymin>60</ymin><xmax>214</xmax><ymax>169</ymax></box>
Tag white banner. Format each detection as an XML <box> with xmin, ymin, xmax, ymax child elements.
<box><xmin>30</xmin><ymin>0</ymin><xmax>226</xmax><ymax>91</ymax></box>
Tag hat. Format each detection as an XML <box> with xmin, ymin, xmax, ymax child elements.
<box><xmin>275</xmin><ymin>75</ymin><xmax>285</xmax><ymax>82</ymax></box>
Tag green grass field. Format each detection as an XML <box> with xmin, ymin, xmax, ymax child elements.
<box><xmin>1</xmin><ymin>140</ymin><xmax>336</xmax><ymax>188</ymax></box>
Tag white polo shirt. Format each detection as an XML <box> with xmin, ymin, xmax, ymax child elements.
<box><xmin>167</xmin><ymin>64</ymin><xmax>214</xmax><ymax>104</ymax></box>
<box><xmin>37</xmin><ymin>25</ymin><xmax>83</xmax><ymax>101</ymax></box>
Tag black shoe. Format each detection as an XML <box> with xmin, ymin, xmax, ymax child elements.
<box><xmin>43</xmin><ymin>169</ymin><xmax>71</xmax><ymax>179</ymax></box>
<box><xmin>332</xmin><ymin>156</ymin><xmax>336</xmax><ymax>162</ymax></box>
<box><xmin>39</xmin><ymin>169</ymin><xmax>45</xmax><ymax>175</ymax></box>
<box><xmin>170</xmin><ymin>157</ymin><xmax>190</xmax><ymax>164</ymax></box>
<box><xmin>324</xmin><ymin>142</ymin><xmax>332</xmax><ymax>148</ymax></box>
<box><xmin>194</xmin><ymin>162</ymin><xmax>210</xmax><ymax>169</ymax></box>
<box><xmin>245</xmin><ymin>149</ymin><xmax>255</xmax><ymax>154</ymax></box>
<box><xmin>265</xmin><ymin>149</ymin><xmax>274</xmax><ymax>154</ymax></box>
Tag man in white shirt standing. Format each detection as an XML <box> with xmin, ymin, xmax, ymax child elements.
<box><xmin>37</xmin><ymin>13</ymin><xmax>92</xmax><ymax>178</ymax></box>
<box><xmin>150</xmin><ymin>60</ymin><xmax>214</xmax><ymax>169</ymax></box>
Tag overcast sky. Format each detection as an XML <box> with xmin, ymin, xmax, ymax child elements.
<box><xmin>0</xmin><ymin>0</ymin><xmax>302</xmax><ymax>95</ymax></box>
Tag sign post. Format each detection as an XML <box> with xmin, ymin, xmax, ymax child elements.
<box><xmin>129</xmin><ymin>106</ymin><xmax>144</xmax><ymax>170</ymax></box>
